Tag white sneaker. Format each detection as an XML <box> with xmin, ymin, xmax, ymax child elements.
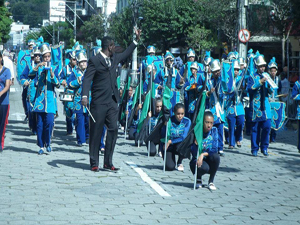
<box><xmin>208</xmin><ymin>183</ymin><xmax>217</xmax><ymax>191</ymax></box>
<box><xmin>177</xmin><ymin>164</ymin><xmax>184</xmax><ymax>171</ymax></box>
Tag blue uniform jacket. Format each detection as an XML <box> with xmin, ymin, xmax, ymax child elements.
<box><xmin>224</xmin><ymin>75</ymin><xmax>245</xmax><ymax>117</ymax></box>
<box><xmin>67</xmin><ymin>67</ymin><xmax>88</xmax><ymax>114</ymax></box>
<box><xmin>191</xmin><ymin>126</ymin><xmax>218</xmax><ymax>158</ymax></box>
<box><xmin>33</xmin><ymin>65</ymin><xmax>60</xmax><ymax>114</ymax></box>
<box><xmin>247</xmin><ymin>72</ymin><xmax>272</xmax><ymax>122</ymax></box>
<box><xmin>161</xmin><ymin>116</ymin><xmax>191</xmax><ymax>144</ymax></box>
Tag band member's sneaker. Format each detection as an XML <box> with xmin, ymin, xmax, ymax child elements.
<box><xmin>251</xmin><ymin>151</ymin><xmax>258</xmax><ymax>157</ymax></box>
<box><xmin>262</xmin><ymin>150</ymin><xmax>268</xmax><ymax>156</ymax></box>
<box><xmin>177</xmin><ymin>164</ymin><xmax>184</xmax><ymax>171</ymax></box>
<box><xmin>218</xmin><ymin>150</ymin><xmax>225</xmax><ymax>156</ymax></box>
<box><xmin>46</xmin><ymin>146</ymin><xmax>52</xmax><ymax>153</ymax></box>
<box><xmin>208</xmin><ymin>183</ymin><xmax>217</xmax><ymax>191</ymax></box>
<box><xmin>38</xmin><ymin>148</ymin><xmax>44</xmax><ymax>155</ymax></box>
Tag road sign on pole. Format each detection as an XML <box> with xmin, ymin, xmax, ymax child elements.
<box><xmin>238</xmin><ymin>29</ymin><xmax>251</xmax><ymax>43</ymax></box>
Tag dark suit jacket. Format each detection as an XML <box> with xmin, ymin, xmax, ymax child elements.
<box><xmin>82</xmin><ymin>42</ymin><xmax>137</xmax><ymax>105</ymax></box>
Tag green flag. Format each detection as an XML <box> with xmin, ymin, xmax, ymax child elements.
<box><xmin>193</xmin><ymin>91</ymin><xmax>207</xmax><ymax>154</ymax></box>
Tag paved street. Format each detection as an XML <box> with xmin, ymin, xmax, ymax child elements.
<box><xmin>1</xmin><ymin>83</ymin><xmax>300</xmax><ymax>225</ymax></box>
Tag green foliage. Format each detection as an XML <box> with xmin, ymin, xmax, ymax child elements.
<box><xmin>10</xmin><ymin>0</ymin><xmax>48</xmax><ymax>27</ymax></box>
<box><xmin>0</xmin><ymin>6</ymin><xmax>13</xmax><ymax>43</ymax></box>
<box><xmin>78</xmin><ymin>14</ymin><xmax>105</xmax><ymax>45</ymax></box>
<box><xmin>186</xmin><ymin>25</ymin><xmax>219</xmax><ymax>54</ymax></box>
<box><xmin>108</xmin><ymin>7</ymin><xmax>133</xmax><ymax>48</ymax></box>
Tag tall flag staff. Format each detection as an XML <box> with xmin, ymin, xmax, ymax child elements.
<box><xmin>138</xmin><ymin>62</ymin><xmax>143</xmax><ymax>148</ymax></box>
<box><xmin>147</xmin><ymin>63</ymin><xmax>154</xmax><ymax>157</ymax></box>
<box><xmin>162</xmin><ymin>55</ymin><xmax>172</xmax><ymax>173</ymax></box>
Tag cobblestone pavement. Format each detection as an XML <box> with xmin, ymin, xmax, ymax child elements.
<box><xmin>1</xmin><ymin>83</ymin><xmax>300</xmax><ymax>225</ymax></box>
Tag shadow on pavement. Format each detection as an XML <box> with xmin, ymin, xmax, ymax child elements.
<box><xmin>8</xmin><ymin>146</ymin><xmax>38</xmax><ymax>154</ymax></box>
<box><xmin>218</xmin><ymin>166</ymin><xmax>241</xmax><ymax>173</ymax></box>
<box><xmin>47</xmin><ymin>159</ymin><xmax>90</xmax><ymax>170</ymax></box>
<box><xmin>161</xmin><ymin>181</ymin><xmax>193</xmax><ymax>189</ymax></box>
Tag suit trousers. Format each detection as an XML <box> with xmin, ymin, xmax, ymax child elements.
<box><xmin>251</xmin><ymin>119</ymin><xmax>271</xmax><ymax>152</ymax></box>
<box><xmin>0</xmin><ymin>105</ymin><xmax>9</xmax><ymax>151</ymax></box>
<box><xmin>89</xmin><ymin>100</ymin><xmax>118</xmax><ymax>168</ymax></box>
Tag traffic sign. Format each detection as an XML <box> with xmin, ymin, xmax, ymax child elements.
<box><xmin>238</xmin><ymin>29</ymin><xmax>251</xmax><ymax>43</ymax></box>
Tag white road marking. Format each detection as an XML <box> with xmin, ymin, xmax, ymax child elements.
<box><xmin>10</xmin><ymin>88</ymin><xmax>16</xmax><ymax>92</ymax></box>
<box><xmin>126</xmin><ymin>161</ymin><xmax>171</xmax><ymax>197</ymax></box>
<box><xmin>11</xmin><ymin>113</ymin><xmax>24</xmax><ymax>121</ymax></box>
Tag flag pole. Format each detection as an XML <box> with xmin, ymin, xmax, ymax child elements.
<box><xmin>138</xmin><ymin>62</ymin><xmax>142</xmax><ymax>148</ymax></box>
<box><xmin>193</xmin><ymin>146</ymin><xmax>200</xmax><ymax>190</ymax></box>
<box><xmin>163</xmin><ymin>122</ymin><xmax>168</xmax><ymax>173</ymax></box>
<box><xmin>124</xmin><ymin>102</ymin><xmax>129</xmax><ymax>140</ymax></box>
<box><xmin>147</xmin><ymin>63</ymin><xmax>153</xmax><ymax>157</ymax></box>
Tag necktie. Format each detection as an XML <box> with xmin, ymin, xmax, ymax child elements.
<box><xmin>106</xmin><ymin>57</ymin><xmax>111</xmax><ymax>67</ymax></box>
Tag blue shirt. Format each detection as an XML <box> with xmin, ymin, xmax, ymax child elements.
<box><xmin>0</xmin><ymin>67</ymin><xmax>11</xmax><ymax>105</ymax></box>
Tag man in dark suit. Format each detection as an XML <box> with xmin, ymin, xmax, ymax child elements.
<box><xmin>81</xmin><ymin>30</ymin><xmax>141</xmax><ymax>172</ymax></box>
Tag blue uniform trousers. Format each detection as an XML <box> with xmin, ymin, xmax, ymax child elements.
<box><xmin>245</xmin><ymin>107</ymin><xmax>251</xmax><ymax>135</ymax></box>
<box><xmin>214</xmin><ymin>122</ymin><xmax>224</xmax><ymax>152</ymax></box>
<box><xmin>227</xmin><ymin>115</ymin><xmax>245</xmax><ymax>147</ymax></box>
<box><xmin>270</xmin><ymin>129</ymin><xmax>276</xmax><ymax>142</ymax></box>
<box><xmin>36</xmin><ymin>113</ymin><xmax>54</xmax><ymax>148</ymax></box>
<box><xmin>75</xmin><ymin>112</ymin><xmax>89</xmax><ymax>145</ymax></box>
<box><xmin>251</xmin><ymin>119</ymin><xmax>271</xmax><ymax>153</ymax></box>
<box><xmin>100</xmin><ymin>126</ymin><xmax>106</xmax><ymax>149</ymax></box>
<box><xmin>224</xmin><ymin>127</ymin><xmax>229</xmax><ymax>144</ymax></box>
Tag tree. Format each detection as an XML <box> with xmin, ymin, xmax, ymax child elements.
<box><xmin>78</xmin><ymin>14</ymin><xmax>105</xmax><ymax>45</ymax></box>
<box><xmin>0</xmin><ymin>6</ymin><xmax>13</xmax><ymax>44</ymax></box>
<box><xmin>270</xmin><ymin>0</ymin><xmax>294</xmax><ymax>66</ymax></box>
<box><xmin>186</xmin><ymin>25</ymin><xmax>218</xmax><ymax>56</ymax></box>
<box><xmin>108</xmin><ymin>7</ymin><xmax>133</xmax><ymax>48</ymax></box>
<box><xmin>10</xmin><ymin>0</ymin><xmax>48</xmax><ymax>27</ymax></box>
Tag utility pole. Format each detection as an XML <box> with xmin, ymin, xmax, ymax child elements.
<box><xmin>52</xmin><ymin>22</ymin><xmax>55</xmax><ymax>45</ymax></box>
<box><xmin>238</xmin><ymin>0</ymin><xmax>248</xmax><ymax>59</ymax></box>
<box><xmin>131</xmin><ymin>0</ymin><xmax>138</xmax><ymax>85</ymax></box>
<box><xmin>74</xmin><ymin>2</ymin><xmax>77</xmax><ymax>42</ymax></box>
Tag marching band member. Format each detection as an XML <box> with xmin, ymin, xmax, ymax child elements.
<box><xmin>154</xmin><ymin>52</ymin><xmax>184</xmax><ymax>112</ymax></box>
<box><xmin>147</xmin><ymin>98</ymin><xmax>162</xmax><ymax>156</ymax></box>
<box><xmin>224</xmin><ymin>60</ymin><xmax>245</xmax><ymax>149</ymax></box>
<box><xmin>160</xmin><ymin>103</ymin><xmax>191</xmax><ymax>171</ymax></box>
<box><xmin>292</xmin><ymin>78</ymin><xmax>300</xmax><ymax>153</ymax></box>
<box><xmin>184</xmin><ymin>62</ymin><xmax>203</xmax><ymax>119</ymax></box>
<box><xmin>206</xmin><ymin>59</ymin><xmax>225</xmax><ymax>156</ymax></box>
<box><xmin>247</xmin><ymin>53</ymin><xmax>272</xmax><ymax>156</ymax></box>
<box><xmin>60</xmin><ymin>50</ymin><xmax>76</xmax><ymax>135</ymax></box>
<box><xmin>32</xmin><ymin>43</ymin><xmax>60</xmax><ymax>155</ymax></box>
<box><xmin>268</xmin><ymin>57</ymin><xmax>282</xmax><ymax>143</ymax></box>
<box><xmin>190</xmin><ymin>110</ymin><xmax>220</xmax><ymax>190</ymax></box>
<box><xmin>67</xmin><ymin>51</ymin><xmax>89</xmax><ymax>147</ymax></box>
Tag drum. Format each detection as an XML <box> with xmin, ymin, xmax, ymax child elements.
<box><xmin>59</xmin><ymin>92</ymin><xmax>74</xmax><ymax>102</ymax></box>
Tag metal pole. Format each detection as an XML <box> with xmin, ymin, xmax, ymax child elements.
<box><xmin>147</xmin><ymin>64</ymin><xmax>153</xmax><ymax>157</ymax></box>
<box><xmin>74</xmin><ymin>2</ymin><xmax>76</xmax><ymax>42</ymax></box>
<box><xmin>163</xmin><ymin>123</ymin><xmax>168</xmax><ymax>173</ymax></box>
<box><xmin>238</xmin><ymin>0</ymin><xmax>247</xmax><ymax>59</ymax></box>
<box><xmin>124</xmin><ymin>103</ymin><xmax>129</xmax><ymax>140</ymax></box>
<box><xmin>52</xmin><ymin>22</ymin><xmax>55</xmax><ymax>45</ymax></box>
<box><xmin>138</xmin><ymin>62</ymin><xmax>142</xmax><ymax>148</ymax></box>
<box><xmin>193</xmin><ymin>146</ymin><xmax>200</xmax><ymax>190</ymax></box>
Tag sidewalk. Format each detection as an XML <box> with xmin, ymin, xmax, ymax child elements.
<box><xmin>1</xmin><ymin>83</ymin><xmax>300</xmax><ymax>225</ymax></box>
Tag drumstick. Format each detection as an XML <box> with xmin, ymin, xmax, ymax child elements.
<box><xmin>84</xmin><ymin>106</ymin><xmax>96</xmax><ymax>123</ymax></box>
<box><xmin>275</xmin><ymin>94</ymin><xmax>286</xmax><ymax>98</ymax></box>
